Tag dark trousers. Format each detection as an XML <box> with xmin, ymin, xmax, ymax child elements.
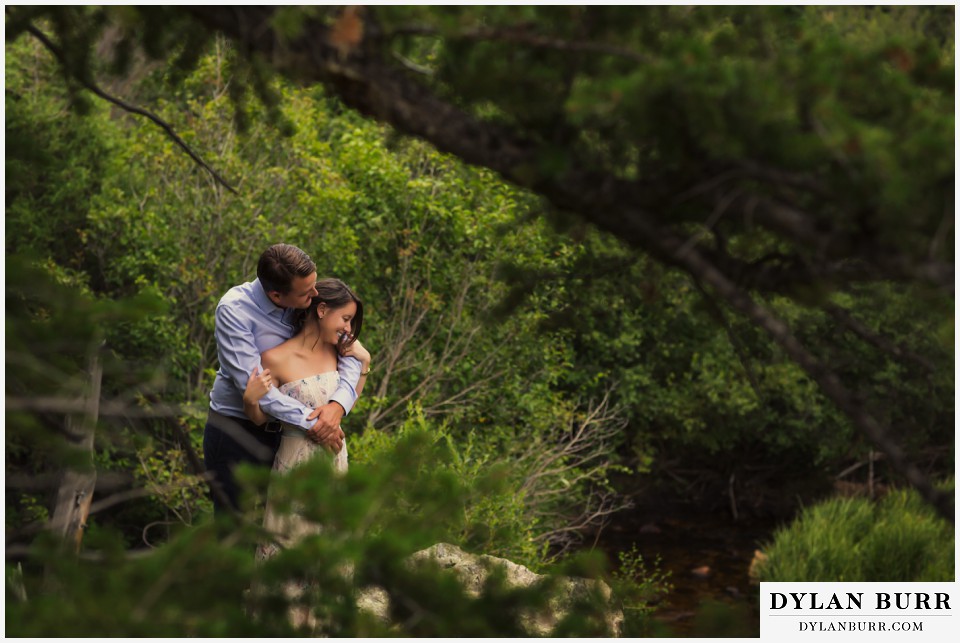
<box><xmin>202</xmin><ymin>409</ymin><xmax>282</xmax><ymax>515</ymax></box>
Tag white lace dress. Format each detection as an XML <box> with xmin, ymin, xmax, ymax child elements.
<box><xmin>256</xmin><ymin>371</ymin><xmax>348</xmax><ymax>562</ymax></box>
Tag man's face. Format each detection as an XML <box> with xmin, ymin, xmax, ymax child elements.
<box><xmin>270</xmin><ymin>272</ymin><xmax>318</xmax><ymax>309</ymax></box>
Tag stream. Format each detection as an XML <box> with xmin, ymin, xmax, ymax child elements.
<box><xmin>600</xmin><ymin>505</ymin><xmax>784</xmax><ymax>637</ymax></box>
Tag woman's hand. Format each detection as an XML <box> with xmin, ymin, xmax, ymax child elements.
<box><xmin>341</xmin><ymin>338</ymin><xmax>371</xmax><ymax>367</ymax></box>
<box><xmin>244</xmin><ymin>367</ymin><xmax>274</xmax><ymax>406</ymax></box>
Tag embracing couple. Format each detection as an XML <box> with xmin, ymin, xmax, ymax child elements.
<box><xmin>202</xmin><ymin>243</ymin><xmax>371</xmax><ymax>539</ymax></box>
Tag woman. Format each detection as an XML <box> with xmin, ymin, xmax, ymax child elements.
<box><xmin>242</xmin><ymin>278</ymin><xmax>371</xmax><ymax>564</ymax></box>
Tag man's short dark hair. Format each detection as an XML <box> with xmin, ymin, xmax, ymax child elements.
<box><xmin>257</xmin><ymin>244</ymin><xmax>316</xmax><ymax>293</ymax></box>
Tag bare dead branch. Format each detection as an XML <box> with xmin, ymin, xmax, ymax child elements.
<box><xmin>142</xmin><ymin>520</ymin><xmax>180</xmax><ymax>548</ymax></box>
<box><xmin>6</xmin><ymin>471</ymin><xmax>133</xmax><ymax>492</ymax></box>
<box><xmin>366</xmin><ymin>256</ymin><xmax>513</xmax><ymax>430</ymax></box>
<box><xmin>85</xmin><ymin>476</ymin><xmax>210</xmax><ymax>516</ymax></box>
<box><xmin>508</xmin><ymin>393</ymin><xmax>632</xmax><ymax>550</ymax></box>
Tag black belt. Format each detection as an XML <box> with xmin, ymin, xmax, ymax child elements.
<box><xmin>263</xmin><ymin>420</ymin><xmax>283</xmax><ymax>433</ymax></box>
<box><xmin>208</xmin><ymin>408</ymin><xmax>282</xmax><ymax>433</ymax></box>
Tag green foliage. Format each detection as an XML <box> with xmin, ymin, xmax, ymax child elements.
<box><xmin>504</xmin><ymin>229</ymin><xmax>953</xmax><ymax>481</ymax></box>
<box><xmin>688</xmin><ymin>600</ymin><xmax>757</xmax><ymax>638</ymax></box>
<box><xmin>609</xmin><ymin>544</ymin><xmax>673</xmax><ymax>637</ymax></box>
<box><xmin>756</xmin><ymin>482</ymin><xmax>955</xmax><ymax>582</ymax></box>
<box><xmin>5</xmin><ymin>35</ymin><xmax>113</xmax><ymax>270</ymax></box>
<box><xmin>7</xmin><ymin>432</ymin><xmax>623</xmax><ymax>637</ymax></box>
<box><xmin>4</xmin><ymin>9</ymin><xmax>955</xmax><ymax>635</ymax></box>
<box><xmin>5</xmin><ymin>255</ymin><xmax>165</xmax><ymax>433</ymax></box>
<box><xmin>350</xmin><ymin>406</ymin><xmax>555</xmax><ymax>569</ymax></box>
<box><xmin>376</xmin><ymin>6</ymin><xmax>954</xmax><ymax>252</ymax></box>
<box><xmin>133</xmin><ymin>443</ymin><xmax>210</xmax><ymax>527</ymax></box>
<box><xmin>6</xmin><ymin>33</ymin><xmax>631</xmax><ymax>558</ymax></box>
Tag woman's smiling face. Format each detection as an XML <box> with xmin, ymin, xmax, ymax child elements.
<box><xmin>317</xmin><ymin>300</ymin><xmax>358</xmax><ymax>345</ymax></box>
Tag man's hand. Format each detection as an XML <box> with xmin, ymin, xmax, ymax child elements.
<box><xmin>306</xmin><ymin>402</ymin><xmax>346</xmax><ymax>452</ymax></box>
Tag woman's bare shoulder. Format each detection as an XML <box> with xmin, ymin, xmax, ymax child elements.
<box><xmin>261</xmin><ymin>340</ymin><xmax>293</xmax><ymax>369</ymax></box>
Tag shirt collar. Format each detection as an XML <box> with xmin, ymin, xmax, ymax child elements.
<box><xmin>252</xmin><ymin>279</ymin><xmax>285</xmax><ymax>317</ymax></box>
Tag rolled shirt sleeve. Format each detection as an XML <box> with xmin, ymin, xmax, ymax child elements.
<box><xmin>214</xmin><ymin>303</ymin><xmax>315</xmax><ymax>431</ymax></box>
<box><xmin>330</xmin><ymin>354</ymin><xmax>362</xmax><ymax>415</ymax></box>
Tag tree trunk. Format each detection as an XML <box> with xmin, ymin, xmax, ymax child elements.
<box><xmin>47</xmin><ymin>342</ymin><xmax>103</xmax><ymax>553</ymax></box>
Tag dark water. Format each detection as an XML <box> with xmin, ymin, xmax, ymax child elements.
<box><xmin>599</xmin><ymin>508</ymin><xmax>782</xmax><ymax>637</ymax></box>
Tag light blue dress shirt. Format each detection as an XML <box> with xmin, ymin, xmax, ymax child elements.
<box><xmin>208</xmin><ymin>279</ymin><xmax>361</xmax><ymax>430</ymax></box>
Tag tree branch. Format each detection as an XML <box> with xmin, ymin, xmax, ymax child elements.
<box><xmin>22</xmin><ymin>21</ymin><xmax>239</xmax><ymax>195</ymax></box>
<box><xmin>659</xmin><ymin>233</ymin><xmax>953</xmax><ymax>523</ymax></box>
<box><xmin>824</xmin><ymin>302</ymin><xmax>938</xmax><ymax>373</ymax></box>
<box><xmin>182</xmin><ymin>6</ymin><xmax>953</xmax><ymax>294</ymax></box>
<box><xmin>385</xmin><ymin>23</ymin><xmax>653</xmax><ymax>64</ymax></box>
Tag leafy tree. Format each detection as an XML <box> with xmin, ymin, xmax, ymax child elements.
<box><xmin>6</xmin><ymin>9</ymin><xmax>955</xmax><ymax>637</ymax></box>
<box><xmin>522</xmin><ymin>231</ymin><xmax>953</xmax><ymax>504</ymax></box>
<box><xmin>6</xmin><ymin>257</ymin><xmax>647</xmax><ymax>636</ymax></box>
<box><xmin>6</xmin><ymin>5</ymin><xmax>950</xmax><ymax>519</ymax></box>
<box><xmin>6</xmin><ymin>32</ymin><xmax>629</xmax><ymax>561</ymax></box>
<box><xmin>4</xmin><ymin>36</ymin><xmax>113</xmax><ymax>270</ymax></box>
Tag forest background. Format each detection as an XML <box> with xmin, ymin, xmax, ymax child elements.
<box><xmin>4</xmin><ymin>5</ymin><xmax>955</xmax><ymax>637</ymax></box>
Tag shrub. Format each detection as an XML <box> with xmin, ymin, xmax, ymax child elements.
<box><xmin>349</xmin><ymin>406</ymin><xmax>547</xmax><ymax>569</ymax></box>
<box><xmin>756</xmin><ymin>481</ymin><xmax>954</xmax><ymax>582</ymax></box>
<box><xmin>609</xmin><ymin>544</ymin><xmax>673</xmax><ymax>637</ymax></box>
<box><xmin>350</xmin><ymin>401</ymin><xmax>631</xmax><ymax>571</ymax></box>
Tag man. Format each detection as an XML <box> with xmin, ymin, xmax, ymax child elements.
<box><xmin>203</xmin><ymin>243</ymin><xmax>362</xmax><ymax>514</ymax></box>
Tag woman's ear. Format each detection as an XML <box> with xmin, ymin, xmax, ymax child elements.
<box><xmin>317</xmin><ymin>303</ymin><xmax>327</xmax><ymax>319</ymax></box>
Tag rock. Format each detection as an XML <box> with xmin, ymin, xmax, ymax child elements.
<box><xmin>357</xmin><ymin>542</ymin><xmax>624</xmax><ymax>636</ymax></box>
<box><xmin>691</xmin><ymin>565</ymin><xmax>711</xmax><ymax>578</ymax></box>
<box><xmin>407</xmin><ymin>542</ymin><xmax>543</xmax><ymax>593</ymax></box>
<box><xmin>355</xmin><ymin>585</ymin><xmax>390</xmax><ymax>621</ymax></box>
<box><xmin>748</xmin><ymin>549</ymin><xmax>768</xmax><ymax>584</ymax></box>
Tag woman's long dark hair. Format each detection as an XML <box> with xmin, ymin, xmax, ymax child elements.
<box><xmin>293</xmin><ymin>278</ymin><xmax>363</xmax><ymax>354</ymax></box>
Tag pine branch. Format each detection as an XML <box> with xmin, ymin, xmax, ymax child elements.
<box><xmin>182</xmin><ymin>6</ymin><xmax>952</xmax><ymax>293</ymax></box>
<box><xmin>385</xmin><ymin>23</ymin><xmax>653</xmax><ymax>64</ymax></box>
